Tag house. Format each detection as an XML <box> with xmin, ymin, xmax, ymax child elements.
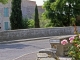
<box><xmin>22</xmin><ymin>0</ymin><xmax>36</xmax><ymax>18</ymax></box>
<box><xmin>0</xmin><ymin>0</ymin><xmax>11</xmax><ymax>31</ymax></box>
<box><xmin>38</xmin><ymin>6</ymin><xmax>44</xmax><ymax>16</ymax></box>
<box><xmin>0</xmin><ymin>0</ymin><xmax>44</xmax><ymax>31</ymax></box>
<box><xmin>0</xmin><ymin>0</ymin><xmax>35</xmax><ymax>31</ymax></box>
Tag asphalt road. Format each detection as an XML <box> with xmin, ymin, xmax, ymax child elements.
<box><xmin>0</xmin><ymin>39</ymin><xmax>50</xmax><ymax>60</ymax></box>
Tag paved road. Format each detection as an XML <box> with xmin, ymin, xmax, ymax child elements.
<box><xmin>0</xmin><ymin>39</ymin><xmax>50</xmax><ymax>60</ymax></box>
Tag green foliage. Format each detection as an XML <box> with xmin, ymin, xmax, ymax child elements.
<box><xmin>22</xmin><ymin>17</ymin><xmax>53</xmax><ymax>28</ymax></box>
<box><xmin>43</xmin><ymin>0</ymin><xmax>63</xmax><ymax>27</ymax></box>
<box><xmin>43</xmin><ymin>0</ymin><xmax>80</xmax><ymax>26</ymax></box>
<box><xmin>51</xmin><ymin>0</ymin><xmax>80</xmax><ymax>26</ymax></box>
<box><xmin>39</xmin><ymin>13</ymin><xmax>53</xmax><ymax>28</ymax></box>
<box><xmin>51</xmin><ymin>0</ymin><xmax>66</xmax><ymax>10</ymax></box>
<box><xmin>34</xmin><ymin>5</ymin><xmax>40</xmax><ymax>28</ymax></box>
<box><xmin>76</xmin><ymin>20</ymin><xmax>80</xmax><ymax>26</ymax></box>
<box><xmin>70</xmin><ymin>18</ymin><xmax>76</xmax><ymax>26</ymax></box>
<box><xmin>22</xmin><ymin>17</ymin><xmax>28</xmax><ymax>29</ymax></box>
<box><xmin>61</xmin><ymin>25</ymin><xmax>80</xmax><ymax>60</ymax></box>
<box><xmin>61</xmin><ymin>34</ymin><xmax>80</xmax><ymax>59</ymax></box>
<box><xmin>22</xmin><ymin>17</ymin><xmax>34</xmax><ymax>28</ymax></box>
<box><xmin>40</xmin><ymin>17</ymin><xmax>52</xmax><ymax>28</ymax></box>
<box><xmin>10</xmin><ymin>0</ymin><xmax>23</xmax><ymax>30</ymax></box>
<box><xmin>68</xmin><ymin>35</ymin><xmax>80</xmax><ymax>60</ymax></box>
<box><xmin>0</xmin><ymin>0</ymin><xmax>8</xmax><ymax>4</ymax></box>
<box><xmin>28</xmin><ymin>19</ymin><xmax>35</xmax><ymax>28</ymax></box>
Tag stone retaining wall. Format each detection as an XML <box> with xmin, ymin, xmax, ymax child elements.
<box><xmin>0</xmin><ymin>26</ymin><xmax>79</xmax><ymax>41</ymax></box>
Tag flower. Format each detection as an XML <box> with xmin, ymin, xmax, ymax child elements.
<box><xmin>69</xmin><ymin>36</ymin><xmax>76</xmax><ymax>43</ymax></box>
<box><xmin>61</xmin><ymin>39</ymin><xmax>68</xmax><ymax>45</ymax></box>
<box><xmin>69</xmin><ymin>36</ymin><xmax>75</xmax><ymax>43</ymax></box>
<box><xmin>69</xmin><ymin>36</ymin><xmax>75</xmax><ymax>41</ymax></box>
<box><xmin>61</xmin><ymin>35</ymin><xmax>80</xmax><ymax>60</ymax></box>
<box><xmin>70</xmin><ymin>40</ymin><xmax>73</xmax><ymax>43</ymax></box>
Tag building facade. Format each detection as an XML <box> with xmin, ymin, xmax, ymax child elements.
<box><xmin>22</xmin><ymin>0</ymin><xmax>36</xmax><ymax>18</ymax></box>
<box><xmin>0</xmin><ymin>1</ymin><xmax>11</xmax><ymax>31</ymax></box>
<box><xmin>0</xmin><ymin>0</ymin><xmax>35</xmax><ymax>31</ymax></box>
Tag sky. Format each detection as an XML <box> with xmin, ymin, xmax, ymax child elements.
<box><xmin>30</xmin><ymin>0</ymin><xmax>44</xmax><ymax>6</ymax></box>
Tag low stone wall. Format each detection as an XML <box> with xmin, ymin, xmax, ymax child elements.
<box><xmin>0</xmin><ymin>26</ymin><xmax>79</xmax><ymax>41</ymax></box>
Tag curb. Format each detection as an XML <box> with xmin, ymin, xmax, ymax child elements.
<box><xmin>0</xmin><ymin>35</ymin><xmax>74</xmax><ymax>44</ymax></box>
<box><xmin>0</xmin><ymin>36</ymin><xmax>51</xmax><ymax>44</ymax></box>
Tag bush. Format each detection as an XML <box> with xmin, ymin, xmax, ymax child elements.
<box><xmin>28</xmin><ymin>19</ymin><xmax>35</xmax><ymax>28</ymax></box>
<box><xmin>40</xmin><ymin>15</ymin><xmax>53</xmax><ymax>28</ymax></box>
<box><xmin>22</xmin><ymin>17</ymin><xmax>28</xmax><ymax>28</ymax></box>
<box><xmin>22</xmin><ymin>17</ymin><xmax>35</xmax><ymax>28</ymax></box>
<box><xmin>40</xmin><ymin>19</ymin><xmax>53</xmax><ymax>28</ymax></box>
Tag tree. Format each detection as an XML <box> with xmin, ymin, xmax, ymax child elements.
<box><xmin>34</xmin><ymin>5</ymin><xmax>40</xmax><ymax>28</ymax></box>
<box><xmin>51</xmin><ymin>0</ymin><xmax>80</xmax><ymax>26</ymax></box>
<box><xmin>0</xmin><ymin>0</ymin><xmax>8</xmax><ymax>4</ymax></box>
<box><xmin>10</xmin><ymin>0</ymin><xmax>23</xmax><ymax>29</ymax></box>
<box><xmin>43</xmin><ymin>0</ymin><xmax>56</xmax><ymax>26</ymax></box>
<box><xmin>43</xmin><ymin>0</ymin><xmax>80</xmax><ymax>26</ymax></box>
<box><xmin>22</xmin><ymin>17</ymin><xmax>29</xmax><ymax>29</ymax></box>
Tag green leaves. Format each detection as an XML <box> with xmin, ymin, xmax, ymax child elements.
<box><xmin>0</xmin><ymin>0</ymin><xmax>8</xmax><ymax>4</ymax></box>
<box><xmin>43</xmin><ymin>0</ymin><xmax>80</xmax><ymax>27</ymax></box>
<box><xmin>68</xmin><ymin>36</ymin><xmax>80</xmax><ymax>60</ymax></box>
<box><xmin>34</xmin><ymin>5</ymin><xmax>40</xmax><ymax>28</ymax></box>
<box><xmin>51</xmin><ymin>0</ymin><xmax>66</xmax><ymax>10</ymax></box>
<box><xmin>10</xmin><ymin>0</ymin><xmax>23</xmax><ymax>29</ymax></box>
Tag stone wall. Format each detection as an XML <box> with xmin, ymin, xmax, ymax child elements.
<box><xmin>0</xmin><ymin>26</ymin><xmax>79</xmax><ymax>41</ymax></box>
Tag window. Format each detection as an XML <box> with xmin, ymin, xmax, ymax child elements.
<box><xmin>4</xmin><ymin>8</ymin><xmax>9</xmax><ymax>17</ymax></box>
<box><xmin>4</xmin><ymin>22</ymin><xmax>8</xmax><ymax>30</ymax></box>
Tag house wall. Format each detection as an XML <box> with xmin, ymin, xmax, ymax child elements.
<box><xmin>0</xmin><ymin>1</ymin><xmax>11</xmax><ymax>31</ymax></box>
<box><xmin>38</xmin><ymin>6</ymin><xmax>44</xmax><ymax>15</ymax></box>
<box><xmin>0</xmin><ymin>0</ymin><xmax>38</xmax><ymax>31</ymax></box>
<box><xmin>21</xmin><ymin>0</ymin><xmax>36</xmax><ymax>18</ymax></box>
<box><xmin>0</xmin><ymin>0</ymin><xmax>45</xmax><ymax>31</ymax></box>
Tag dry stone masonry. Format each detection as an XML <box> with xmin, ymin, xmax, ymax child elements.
<box><xmin>0</xmin><ymin>26</ymin><xmax>79</xmax><ymax>41</ymax></box>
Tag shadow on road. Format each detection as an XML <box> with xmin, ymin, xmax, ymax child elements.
<box><xmin>0</xmin><ymin>44</ymin><xmax>31</xmax><ymax>49</ymax></box>
<box><xmin>0</xmin><ymin>43</ymin><xmax>44</xmax><ymax>49</ymax></box>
